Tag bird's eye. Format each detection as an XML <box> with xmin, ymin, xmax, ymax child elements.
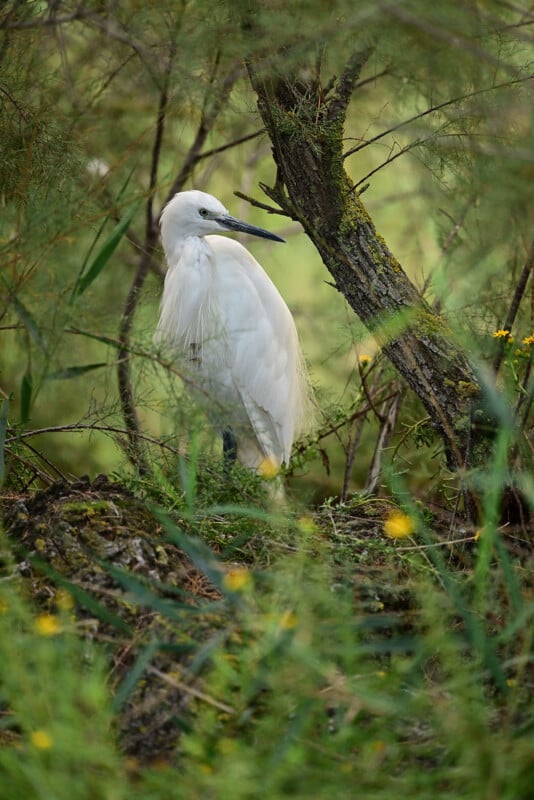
<box><xmin>198</xmin><ymin>208</ymin><xmax>209</xmax><ymax>218</ymax></box>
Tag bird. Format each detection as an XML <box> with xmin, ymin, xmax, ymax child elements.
<box><xmin>156</xmin><ymin>189</ymin><xmax>313</xmax><ymax>478</ymax></box>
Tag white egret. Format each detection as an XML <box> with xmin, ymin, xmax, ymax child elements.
<box><xmin>156</xmin><ymin>189</ymin><xmax>313</xmax><ymax>477</ymax></box>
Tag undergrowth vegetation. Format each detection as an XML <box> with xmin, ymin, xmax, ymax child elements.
<box><xmin>1</xmin><ymin>420</ymin><xmax>534</xmax><ymax>797</ymax></box>
<box><xmin>0</xmin><ymin>469</ymin><xmax>532</xmax><ymax>798</ymax></box>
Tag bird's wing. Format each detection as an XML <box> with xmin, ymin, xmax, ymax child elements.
<box><xmin>207</xmin><ymin>236</ymin><xmax>304</xmax><ymax>465</ymax></box>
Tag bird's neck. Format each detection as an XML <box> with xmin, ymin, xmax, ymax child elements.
<box><xmin>162</xmin><ymin>232</ymin><xmax>212</xmax><ymax>270</ymax></box>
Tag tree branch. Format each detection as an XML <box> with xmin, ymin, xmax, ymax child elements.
<box><xmin>117</xmin><ymin>39</ymin><xmax>176</xmax><ymax>474</ymax></box>
<box><xmin>343</xmin><ymin>73</ymin><xmax>534</xmax><ymax>160</ymax></box>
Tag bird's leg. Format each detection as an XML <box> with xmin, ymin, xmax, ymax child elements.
<box><xmin>189</xmin><ymin>342</ymin><xmax>202</xmax><ymax>365</ymax></box>
<box><xmin>222</xmin><ymin>428</ymin><xmax>237</xmax><ymax>473</ymax></box>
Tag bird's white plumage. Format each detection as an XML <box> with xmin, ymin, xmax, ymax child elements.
<box><xmin>156</xmin><ymin>190</ymin><xmax>313</xmax><ymax>471</ymax></box>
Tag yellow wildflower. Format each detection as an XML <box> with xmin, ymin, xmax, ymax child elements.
<box><xmin>358</xmin><ymin>353</ymin><xmax>372</xmax><ymax>366</ymax></box>
<box><xmin>34</xmin><ymin>614</ymin><xmax>62</xmax><ymax>636</ymax></box>
<box><xmin>258</xmin><ymin>456</ymin><xmax>279</xmax><ymax>479</ymax></box>
<box><xmin>493</xmin><ymin>329</ymin><xmax>511</xmax><ymax>339</ymax></box>
<box><xmin>279</xmin><ymin>609</ymin><xmax>298</xmax><ymax>630</ymax></box>
<box><xmin>223</xmin><ymin>568</ymin><xmax>251</xmax><ymax>592</ymax></box>
<box><xmin>522</xmin><ymin>334</ymin><xmax>534</xmax><ymax>346</ymax></box>
<box><xmin>30</xmin><ymin>730</ymin><xmax>53</xmax><ymax>750</ymax></box>
<box><xmin>383</xmin><ymin>511</ymin><xmax>415</xmax><ymax>539</ymax></box>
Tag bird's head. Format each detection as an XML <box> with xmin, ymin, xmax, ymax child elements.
<box><xmin>159</xmin><ymin>190</ymin><xmax>284</xmax><ymax>249</ymax></box>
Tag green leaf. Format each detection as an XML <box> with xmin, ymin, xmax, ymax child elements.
<box><xmin>0</xmin><ymin>399</ymin><xmax>9</xmax><ymax>486</ymax></box>
<box><xmin>70</xmin><ymin>198</ymin><xmax>141</xmax><ymax>301</ymax></box>
<box><xmin>20</xmin><ymin>370</ymin><xmax>32</xmax><ymax>424</ymax></box>
<box><xmin>29</xmin><ymin>558</ymin><xmax>133</xmax><ymax>636</ymax></box>
<box><xmin>47</xmin><ymin>362</ymin><xmax>108</xmax><ymax>380</ymax></box>
<box><xmin>0</xmin><ymin>276</ymin><xmax>47</xmax><ymax>354</ymax></box>
<box><xmin>100</xmin><ymin>560</ymin><xmax>218</xmax><ymax>619</ymax></box>
<box><xmin>112</xmin><ymin>639</ymin><xmax>160</xmax><ymax>712</ymax></box>
<box><xmin>71</xmin><ymin>167</ymin><xmax>137</xmax><ymax>300</ymax></box>
<box><xmin>155</xmin><ymin>508</ymin><xmax>225</xmax><ymax>592</ymax></box>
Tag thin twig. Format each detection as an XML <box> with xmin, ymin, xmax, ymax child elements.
<box><xmin>365</xmin><ymin>391</ymin><xmax>402</xmax><ymax>495</ymax></box>
<box><xmin>233</xmin><ymin>191</ymin><xmax>288</xmax><ymax>217</ymax></box>
<box><xmin>197</xmin><ymin>129</ymin><xmax>264</xmax><ymax>162</ymax></box>
<box><xmin>117</xmin><ymin>39</ymin><xmax>176</xmax><ymax>473</ymax></box>
<box><xmin>341</xmin><ymin>415</ymin><xmax>366</xmax><ymax>502</ymax></box>
<box><xmin>163</xmin><ymin>64</ymin><xmax>239</xmax><ymax>207</ymax></box>
<box><xmin>353</xmin><ymin>136</ymin><xmax>427</xmax><ymax>189</ymax></box>
<box><xmin>6</xmin><ymin>423</ymin><xmax>183</xmax><ymax>454</ymax></box>
<box><xmin>148</xmin><ymin>665</ymin><xmax>235</xmax><ymax>715</ymax></box>
<box><xmin>343</xmin><ymin>74</ymin><xmax>534</xmax><ymax>160</ymax></box>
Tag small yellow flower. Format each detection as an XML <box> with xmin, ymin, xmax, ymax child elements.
<box><xmin>522</xmin><ymin>334</ymin><xmax>534</xmax><ymax>346</ymax></box>
<box><xmin>34</xmin><ymin>614</ymin><xmax>62</xmax><ymax>636</ymax></box>
<box><xmin>474</xmin><ymin>528</ymin><xmax>483</xmax><ymax>542</ymax></box>
<box><xmin>383</xmin><ymin>511</ymin><xmax>415</xmax><ymax>539</ymax></box>
<box><xmin>55</xmin><ymin>589</ymin><xmax>74</xmax><ymax>611</ymax></box>
<box><xmin>358</xmin><ymin>353</ymin><xmax>372</xmax><ymax>366</ymax></box>
<box><xmin>279</xmin><ymin>609</ymin><xmax>298</xmax><ymax>630</ymax></box>
<box><xmin>493</xmin><ymin>329</ymin><xmax>511</xmax><ymax>339</ymax></box>
<box><xmin>223</xmin><ymin>568</ymin><xmax>251</xmax><ymax>592</ymax></box>
<box><xmin>376</xmin><ymin>670</ymin><xmax>387</xmax><ymax>678</ymax></box>
<box><xmin>258</xmin><ymin>456</ymin><xmax>280</xmax><ymax>479</ymax></box>
<box><xmin>30</xmin><ymin>730</ymin><xmax>53</xmax><ymax>750</ymax></box>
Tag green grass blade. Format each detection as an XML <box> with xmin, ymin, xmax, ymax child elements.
<box><xmin>29</xmin><ymin>557</ymin><xmax>133</xmax><ymax>636</ymax></box>
<box><xmin>70</xmin><ymin>166</ymin><xmax>137</xmax><ymax>301</ymax></box>
<box><xmin>20</xmin><ymin>370</ymin><xmax>32</xmax><ymax>424</ymax></box>
<box><xmin>112</xmin><ymin>639</ymin><xmax>160</xmax><ymax>712</ymax></box>
<box><xmin>155</xmin><ymin>509</ymin><xmax>225</xmax><ymax>592</ymax></box>
<box><xmin>47</xmin><ymin>362</ymin><xmax>108</xmax><ymax>380</ymax></box>
<box><xmin>100</xmin><ymin>560</ymin><xmax>212</xmax><ymax>621</ymax></box>
<box><xmin>0</xmin><ymin>399</ymin><xmax>8</xmax><ymax>485</ymax></box>
<box><xmin>1</xmin><ymin>276</ymin><xmax>47</xmax><ymax>354</ymax></box>
<box><xmin>70</xmin><ymin>198</ymin><xmax>141</xmax><ymax>301</ymax></box>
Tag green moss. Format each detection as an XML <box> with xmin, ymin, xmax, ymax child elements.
<box><xmin>61</xmin><ymin>500</ymin><xmax>110</xmax><ymax>515</ymax></box>
<box><xmin>456</xmin><ymin>381</ymin><xmax>480</xmax><ymax>399</ymax></box>
<box><xmin>413</xmin><ymin>310</ymin><xmax>453</xmax><ymax>340</ymax></box>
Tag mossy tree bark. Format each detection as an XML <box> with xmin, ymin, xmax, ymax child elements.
<box><xmin>248</xmin><ymin>51</ymin><xmax>492</xmax><ymax>471</ymax></box>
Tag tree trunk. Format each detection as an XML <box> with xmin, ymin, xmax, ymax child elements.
<box><xmin>248</xmin><ymin>51</ymin><xmax>492</xmax><ymax>470</ymax></box>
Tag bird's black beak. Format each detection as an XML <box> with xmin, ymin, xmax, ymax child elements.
<box><xmin>218</xmin><ymin>214</ymin><xmax>285</xmax><ymax>243</ymax></box>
